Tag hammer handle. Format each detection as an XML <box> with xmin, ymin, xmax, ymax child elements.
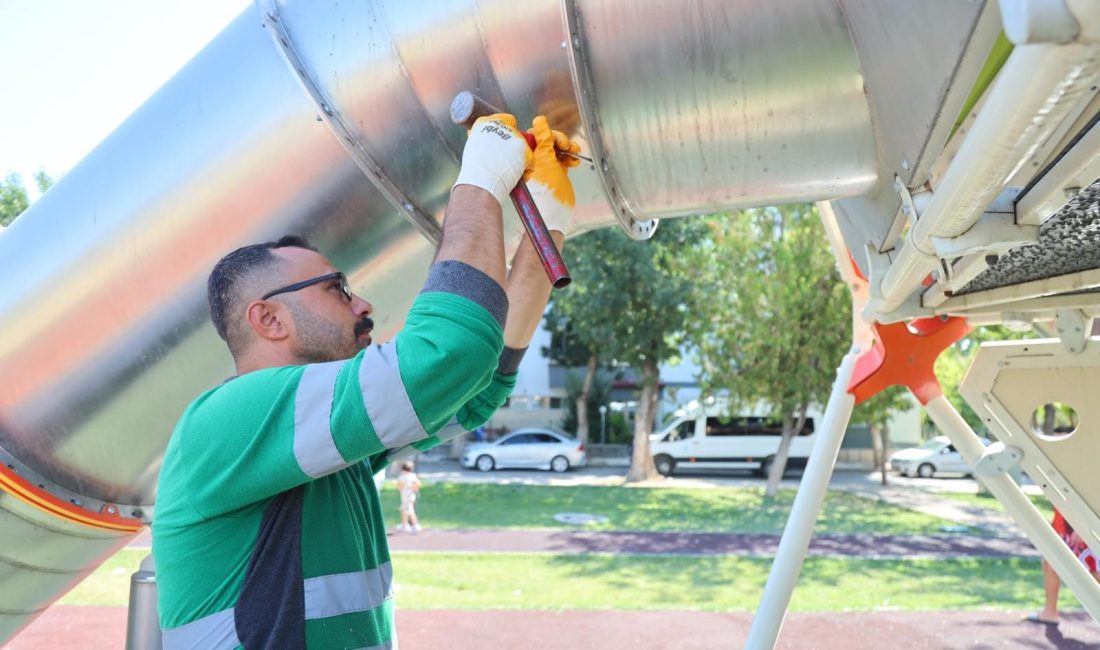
<box><xmin>450</xmin><ymin>91</ymin><xmax>571</xmax><ymax>289</ymax></box>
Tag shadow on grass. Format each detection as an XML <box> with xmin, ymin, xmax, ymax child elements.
<box><xmin>385</xmin><ymin>483</ymin><xmax>955</xmax><ymax>535</ymax></box>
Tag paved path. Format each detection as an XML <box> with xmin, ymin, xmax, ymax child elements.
<box><xmin>387</xmin><ymin>528</ymin><xmax>1039</xmax><ymax>559</ymax></box>
<box><xmin>7</xmin><ymin>606</ymin><xmax>1100</xmax><ymax>649</ymax></box>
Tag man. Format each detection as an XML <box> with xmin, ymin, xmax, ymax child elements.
<box><xmin>153</xmin><ymin>113</ymin><xmax>580</xmax><ymax>648</ymax></box>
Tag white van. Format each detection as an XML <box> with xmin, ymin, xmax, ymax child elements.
<box><xmin>649</xmin><ymin>400</ymin><xmax>819</xmax><ymax>477</ymax></box>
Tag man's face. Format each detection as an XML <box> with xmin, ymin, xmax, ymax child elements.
<box><xmin>268</xmin><ymin>247</ymin><xmax>374</xmax><ymax>363</ymax></box>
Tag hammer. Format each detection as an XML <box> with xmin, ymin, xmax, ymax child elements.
<box><xmin>450</xmin><ymin>91</ymin><xmax>572</xmax><ymax>289</ymax></box>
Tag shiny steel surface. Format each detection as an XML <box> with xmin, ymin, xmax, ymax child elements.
<box><xmin>0</xmin><ymin>5</ymin><xmax>435</xmax><ymax>507</ymax></box>
<box><xmin>0</xmin><ymin>491</ymin><xmax>132</xmax><ymax>641</ymax></box>
<box><xmin>571</xmin><ymin>0</ymin><xmax>877</xmax><ymax>219</ymax></box>
<box><xmin>0</xmin><ymin>0</ymin><xmax>915</xmax><ymax>641</ymax></box>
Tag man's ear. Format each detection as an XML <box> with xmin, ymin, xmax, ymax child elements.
<box><xmin>244</xmin><ymin>300</ymin><xmax>291</xmax><ymax>342</ymax></box>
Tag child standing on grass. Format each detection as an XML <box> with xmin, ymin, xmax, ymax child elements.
<box><xmin>396</xmin><ymin>461</ymin><xmax>421</xmax><ymax>533</ymax></box>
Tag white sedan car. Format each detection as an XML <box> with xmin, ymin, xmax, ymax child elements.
<box><xmin>890</xmin><ymin>435</ymin><xmax>992</xmax><ymax>478</ymax></box>
<box><xmin>461</xmin><ymin>429</ymin><xmax>587</xmax><ymax>473</ymax></box>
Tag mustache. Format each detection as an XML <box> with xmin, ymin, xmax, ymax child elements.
<box><xmin>354</xmin><ymin>317</ymin><xmax>374</xmax><ymax>337</ymax></box>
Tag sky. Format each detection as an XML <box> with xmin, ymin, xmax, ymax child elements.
<box><xmin>0</xmin><ymin>0</ymin><xmax>250</xmax><ymax>198</ymax></box>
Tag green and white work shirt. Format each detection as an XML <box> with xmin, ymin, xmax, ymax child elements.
<box><xmin>153</xmin><ymin>261</ymin><xmax>518</xmax><ymax>649</ymax></box>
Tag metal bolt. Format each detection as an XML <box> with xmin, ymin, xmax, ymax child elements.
<box><xmin>403</xmin><ymin>202</ymin><xmax>414</xmax><ymax>212</ymax></box>
<box><xmin>901</xmin><ymin>159</ymin><xmax>910</xmax><ymax>171</ymax></box>
<box><xmin>107</xmin><ymin>506</ymin><xmax>118</xmax><ymax>514</ymax></box>
<box><xmin>71</xmin><ymin>499</ymin><xmax>83</xmax><ymax>507</ymax></box>
<box><xmin>560</xmin><ymin>41</ymin><xmax>568</xmax><ymax>50</ymax></box>
<box><xmin>573</xmin><ymin>35</ymin><xmax>582</xmax><ymax>49</ymax></box>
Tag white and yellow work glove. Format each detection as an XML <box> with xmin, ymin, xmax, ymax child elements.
<box><xmin>523</xmin><ymin>115</ymin><xmax>581</xmax><ymax>235</ymax></box>
<box><xmin>453</xmin><ymin>113</ymin><xmax>533</xmax><ymax>208</ymax></box>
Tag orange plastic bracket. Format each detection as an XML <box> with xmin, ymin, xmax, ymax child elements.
<box><xmin>848</xmin><ymin>316</ymin><xmax>971</xmax><ymax>406</ymax></box>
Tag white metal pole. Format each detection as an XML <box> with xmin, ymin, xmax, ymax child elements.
<box><xmin>745</xmin><ymin>348</ymin><xmax>860</xmax><ymax>649</ymax></box>
<box><xmin>923</xmin><ymin>395</ymin><xmax>1100</xmax><ymax>620</ymax></box>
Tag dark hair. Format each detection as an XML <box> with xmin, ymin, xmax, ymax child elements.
<box><xmin>207</xmin><ymin>235</ymin><xmax>315</xmax><ymax>354</ymax></box>
<box><xmin>401</xmin><ymin>461</ymin><xmax>415</xmax><ymax>472</ymax></box>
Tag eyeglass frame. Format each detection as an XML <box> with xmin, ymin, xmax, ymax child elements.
<box><xmin>261</xmin><ymin>271</ymin><xmax>352</xmax><ymax>302</ymax></box>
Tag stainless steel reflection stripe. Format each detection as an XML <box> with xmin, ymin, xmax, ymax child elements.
<box><xmin>293</xmin><ymin>361</ymin><xmax>352</xmax><ymax>479</ymax></box>
<box><xmin>162</xmin><ymin>607</ymin><xmax>239</xmax><ymax>650</ymax></box>
<box><xmin>359</xmin><ymin>344</ymin><xmax>429</xmax><ymax>449</ymax></box>
<box><xmin>561</xmin><ymin>0</ymin><xmax>659</xmax><ymax>241</ymax></box>
<box><xmin>257</xmin><ymin>0</ymin><xmax>442</xmax><ymax>243</ymax></box>
<box><xmin>162</xmin><ymin>563</ymin><xmax>394</xmax><ymax>648</ymax></box>
<box><xmin>304</xmin><ymin>562</ymin><xmax>394</xmax><ymax>619</ymax></box>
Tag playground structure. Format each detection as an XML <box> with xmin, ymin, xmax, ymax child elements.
<box><xmin>0</xmin><ymin>0</ymin><xmax>1099</xmax><ymax>646</ymax></box>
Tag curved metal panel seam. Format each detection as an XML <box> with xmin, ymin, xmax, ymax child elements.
<box><xmin>0</xmin><ymin>552</ymin><xmax>82</xmax><ymax>576</ymax></box>
<box><xmin>0</xmin><ymin>502</ymin><xmax>115</xmax><ymax>541</ymax></box>
<box><xmin>469</xmin><ymin>0</ymin><xmax>513</xmax><ymax>112</ymax></box>
<box><xmin>561</xmin><ymin>0</ymin><xmax>658</xmax><ymax>240</ymax></box>
<box><xmin>257</xmin><ymin>0</ymin><xmax>443</xmax><ymax>243</ymax></box>
<box><xmin>382</xmin><ymin>13</ymin><xmax>463</xmax><ymax>168</ymax></box>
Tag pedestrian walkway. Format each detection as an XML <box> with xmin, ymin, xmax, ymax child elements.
<box><xmin>387</xmin><ymin>527</ymin><xmax>1038</xmax><ymax>559</ymax></box>
<box><xmin>8</xmin><ymin>606</ymin><xmax>1099</xmax><ymax>649</ymax></box>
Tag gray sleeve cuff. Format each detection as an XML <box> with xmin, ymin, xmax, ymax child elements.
<box><xmin>421</xmin><ymin>260</ymin><xmax>508</xmax><ymax>328</ymax></box>
<box><xmin>497</xmin><ymin>347</ymin><xmax>527</xmax><ymax>375</ymax></box>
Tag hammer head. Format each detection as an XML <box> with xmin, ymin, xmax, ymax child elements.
<box><xmin>450</xmin><ymin>91</ymin><xmax>505</xmax><ymax>129</ymax></box>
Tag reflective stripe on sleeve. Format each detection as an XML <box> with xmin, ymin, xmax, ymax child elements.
<box><xmin>359</xmin><ymin>344</ymin><xmax>428</xmax><ymax>449</ymax></box>
<box><xmin>304</xmin><ymin>562</ymin><xmax>394</xmax><ymax>620</ymax></box>
<box><xmin>161</xmin><ymin>562</ymin><xmax>394</xmax><ymax>648</ymax></box>
<box><xmin>294</xmin><ymin>360</ymin><xmax>352</xmax><ymax>478</ymax></box>
<box><xmin>161</xmin><ymin>608</ymin><xmax>239</xmax><ymax>650</ymax></box>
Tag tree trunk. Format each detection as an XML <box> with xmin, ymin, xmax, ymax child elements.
<box><xmin>1042</xmin><ymin>404</ymin><xmax>1056</xmax><ymax>436</ymax></box>
<box><xmin>872</xmin><ymin>423</ymin><xmax>891</xmax><ymax>486</ymax></box>
<box><xmin>625</xmin><ymin>362</ymin><xmax>661</xmax><ymax>482</ymax></box>
<box><xmin>575</xmin><ymin>353</ymin><xmax>597</xmax><ymax>446</ymax></box>
<box><xmin>880</xmin><ymin>424</ymin><xmax>888</xmax><ymax>486</ymax></box>
<box><xmin>765</xmin><ymin>404</ymin><xmax>807</xmax><ymax>497</ymax></box>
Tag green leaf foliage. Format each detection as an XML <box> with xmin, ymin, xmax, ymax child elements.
<box><xmin>677</xmin><ymin>205</ymin><xmax>850</xmax><ymax>418</ymax></box>
<box><xmin>552</xmin><ymin>219</ymin><xmax>707</xmax><ymax>375</ymax></box>
<box><xmin>0</xmin><ymin>171</ymin><xmax>53</xmax><ymax>227</ymax></box>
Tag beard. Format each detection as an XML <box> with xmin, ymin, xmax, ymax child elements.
<box><xmin>286</xmin><ymin>301</ymin><xmax>372</xmax><ymax>363</ymax></box>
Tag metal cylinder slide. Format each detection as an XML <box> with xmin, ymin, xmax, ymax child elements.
<box><xmin>0</xmin><ymin>0</ymin><xmax>877</xmax><ymax>641</ymax></box>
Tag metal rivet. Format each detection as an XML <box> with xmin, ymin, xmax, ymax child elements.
<box><xmin>901</xmin><ymin>159</ymin><xmax>910</xmax><ymax>171</ymax></box>
<box><xmin>403</xmin><ymin>202</ymin><xmax>414</xmax><ymax>211</ymax></box>
<box><xmin>560</xmin><ymin>41</ymin><xmax>568</xmax><ymax>50</ymax></box>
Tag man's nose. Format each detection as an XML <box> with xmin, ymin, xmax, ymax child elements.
<box><xmin>352</xmin><ymin>294</ymin><xmax>372</xmax><ymax>317</ymax></box>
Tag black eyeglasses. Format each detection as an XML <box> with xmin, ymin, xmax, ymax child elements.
<box><xmin>262</xmin><ymin>272</ymin><xmax>352</xmax><ymax>302</ymax></box>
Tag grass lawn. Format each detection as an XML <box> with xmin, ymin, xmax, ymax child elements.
<box><xmin>378</xmin><ymin>483</ymin><xmax>958</xmax><ymax>535</ymax></box>
<box><xmin>64</xmin><ymin>549</ymin><xmax>1082</xmax><ymax>612</ymax></box>
<box><xmin>937</xmin><ymin>491</ymin><xmax>1054</xmax><ymax>523</ymax></box>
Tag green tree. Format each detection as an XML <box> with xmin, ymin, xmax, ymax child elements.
<box><xmin>679</xmin><ymin>205</ymin><xmax>850</xmax><ymax>496</ymax></box>
<box><xmin>1</xmin><ymin>171</ymin><xmax>53</xmax><ymax>227</ymax></box>
<box><xmin>553</xmin><ymin>219</ymin><xmax>705</xmax><ymax>481</ymax></box>
<box><xmin>851</xmin><ymin>386</ymin><xmax>912</xmax><ymax>485</ymax></box>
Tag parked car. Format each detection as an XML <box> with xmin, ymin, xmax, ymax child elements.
<box><xmin>461</xmin><ymin>428</ymin><xmax>586</xmax><ymax>473</ymax></box>
<box><xmin>889</xmin><ymin>435</ymin><xmax>992</xmax><ymax>478</ymax></box>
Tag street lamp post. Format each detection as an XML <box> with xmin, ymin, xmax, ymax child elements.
<box><xmin>599</xmin><ymin>405</ymin><xmax>608</xmax><ymax>444</ymax></box>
